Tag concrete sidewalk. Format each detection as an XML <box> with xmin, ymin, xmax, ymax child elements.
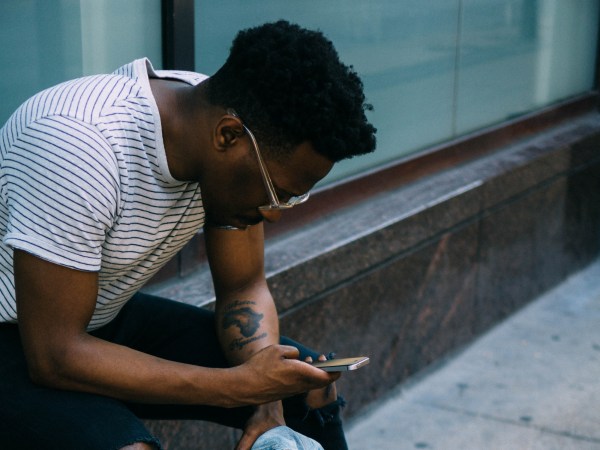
<box><xmin>346</xmin><ymin>259</ymin><xmax>600</xmax><ymax>450</ymax></box>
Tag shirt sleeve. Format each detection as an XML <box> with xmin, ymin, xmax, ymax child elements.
<box><xmin>2</xmin><ymin>115</ymin><xmax>120</xmax><ymax>271</ymax></box>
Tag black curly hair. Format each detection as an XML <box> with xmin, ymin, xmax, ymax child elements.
<box><xmin>206</xmin><ymin>20</ymin><xmax>376</xmax><ymax>163</ymax></box>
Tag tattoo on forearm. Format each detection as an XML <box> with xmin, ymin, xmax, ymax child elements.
<box><xmin>222</xmin><ymin>300</ymin><xmax>266</xmax><ymax>350</ymax></box>
<box><xmin>229</xmin><ymin>333</ymin><xmax>268</xmax><ymax>351</ymax></box>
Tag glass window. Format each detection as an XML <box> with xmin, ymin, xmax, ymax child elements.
<box><xmin>0</xmin><ymin>0</ymin><xmax>162</xmax><ymax>125</ymax></box>
<box><xmin>79</xmin><ymin>0</ymin><xmax>162</xmax><ymax>76</ymax></box>
<box><xmin>456</xmin><ymin>0</ymin><xmax>599</xmax><ymax>134</ymax></box>
<box><xmin>195</xmin><ymin>0</ymin><xmax>599</xmax><ymax>185</ymax></box>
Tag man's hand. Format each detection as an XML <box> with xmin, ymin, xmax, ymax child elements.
<box><xmin>230</xmin><ymin>345</ymin><xmax>340</xmax><ymax>406</ymax></box>
<box><xmin>233</xmin><ymin>348</ymin><xmax>340</xmax><ymax>450</ymax></box>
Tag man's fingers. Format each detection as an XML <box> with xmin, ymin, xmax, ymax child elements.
<box><xmin>303</xmin><ymin>354</ymin><xmax>327</xmax><ymax>363</ymax></box>
<box><xmin>239</xmin><ymin>345</ymin><xmax>340</xmax><ymax>404</ymax></box>
<box><xmin>276</xmin><ymin>344</ymin><xmax>300</xmax><ymax>360</ymax></box>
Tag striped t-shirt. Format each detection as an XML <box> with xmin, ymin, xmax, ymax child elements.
<box><xmin>0</xmin><ymin>58</ymin><xmax>208</xmax><ymax>330</ymax></box>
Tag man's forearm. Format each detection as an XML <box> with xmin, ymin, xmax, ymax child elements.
<box><xmin>216</xmin><ymin>288</ymin><xmax>288</xmax><ymax>446</ymax></box>
<box><xmin>27</xmin><ymin>331</ymin><xmax>251</xmax><ymax>408</ymax></box>
<box><xmin>216</xmin><ymin>285</ymin><xmax>280</xmax><ymax>365</ymax></box>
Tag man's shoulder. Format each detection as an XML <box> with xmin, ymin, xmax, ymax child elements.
<box><xmin>2</xmin><ymin>72</ymin><xmax>137</xmax><ymax>134</ymax></box>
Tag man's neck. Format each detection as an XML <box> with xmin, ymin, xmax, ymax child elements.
<box><xmin>150</xmin><ymin>78</ymin><xmax>210</xmax><ymax>181</ymax></box>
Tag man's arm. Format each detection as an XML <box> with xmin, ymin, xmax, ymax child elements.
<box><xmin>14</xmin><ymin>249</ymin><xmax>335</xmax><ymax>408</ymax></box>
<box><xmin>205</xmin><ymin>224</ymin><xmax>331</xmax><ymax>449</ymax></box>
<box><xmin>205</xmin><ymin>224</ymin><xmax>278</xmax><ymax>364</ymax></box>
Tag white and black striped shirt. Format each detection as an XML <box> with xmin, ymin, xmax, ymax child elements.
<box><xmin>0</xmin><ymin>58</ymin><xmax>207</xmax><ymax>329</ymax></box>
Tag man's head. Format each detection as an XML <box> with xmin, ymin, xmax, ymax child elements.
<box><xmin>206</xmin><ymin>20</ymin><xmax>377</xmax><ymax>164</ymax></box>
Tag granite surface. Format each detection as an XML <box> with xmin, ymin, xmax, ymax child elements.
<box><xmin>346</xmin><ymin>259</ymin><xmax>600</xmax><ymax>450</ymax></box>
<box><xmin>279</xmin><ymin>223</ymin><xmax>480</xmax><ymax>417</ymax></box>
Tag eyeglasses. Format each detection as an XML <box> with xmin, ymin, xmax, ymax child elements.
<box><xmin>228</xmin><ymin>109</ymin><xmax>310</xmax><ymax>218</ymax></box>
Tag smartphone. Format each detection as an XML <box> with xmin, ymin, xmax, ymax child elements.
<box><xmin>312</xmin><ymin>356</ymin><xmax>370</xmax><ymax>372</ymax></box>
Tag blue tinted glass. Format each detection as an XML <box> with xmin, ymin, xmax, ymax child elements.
<box><xmin>195</xmin><ymin>0</ymin><xmax>598</xmax><ymax>185</ymax></box>
<box><xmin>456</xmin><ymin>0</ymin><xmax>599</xmax><ymax>134</ymax></box>
<box><xmin>195</xmin><ymin>0</ymin><xmax>459</xmax><ymax>183</ymax></box>
<box><xmin>0</xmin><ymin>1</ymin><xmax>83</xmax><ymax>125</ymax></box>
<box><xmin>79</xmin><ymin>0</ymin><xmax>163</xmax><ymax>76</ymax></box>
<box><xmin>0</xmin><ymin>0</ymin><xmax>162</xmax><ymax>125</ymax></box>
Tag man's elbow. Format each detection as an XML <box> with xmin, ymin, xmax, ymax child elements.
<box><xmin>24</xmin><ymin>347</ymin><xmax>75</xmax><ymax>389</ymax></box>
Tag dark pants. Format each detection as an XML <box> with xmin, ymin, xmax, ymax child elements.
<box><xmin>0</xmin><ymin>292</ymin><xmax>347</xmax><ymax>450</ymax></box>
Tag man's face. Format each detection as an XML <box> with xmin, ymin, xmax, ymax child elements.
<box><xmin>202</xmin><ymin>140</ymin><xmax>333</xmax><ymax>230</ymax></box>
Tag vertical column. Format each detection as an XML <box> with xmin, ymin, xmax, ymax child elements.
<box><xmin>162</xmin><ymin>0</ymin><xmax>195</xmax><ymax>70</ymax></box>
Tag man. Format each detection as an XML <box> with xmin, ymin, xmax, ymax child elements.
<box><xmin>0</xmin><ymin>20</ymin><xmax>376</xmax><ymax>450</ymax></box>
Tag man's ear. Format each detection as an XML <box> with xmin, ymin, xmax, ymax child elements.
<box><xmin>214</xmin><ymin>116</ymin><xmax>245</xmax><ymax>151</ymax></box>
